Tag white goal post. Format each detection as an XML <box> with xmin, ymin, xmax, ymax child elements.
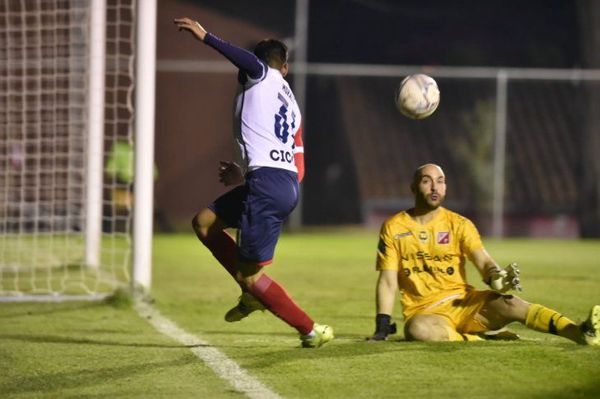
<box><xmin>0</xmin><ymin>0</ymin><xmax>156</xmax><ymax>301</ymax></box>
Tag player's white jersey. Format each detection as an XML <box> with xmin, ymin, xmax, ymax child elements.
<box><xmin>233</xmin><ymin>67</ymin><xmax>302</xmax><ymax>174</ymax></box>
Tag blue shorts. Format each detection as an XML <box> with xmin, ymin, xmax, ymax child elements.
<box><xmin>208</xmin><ymin>167</ymin><xmax>298</xmax><ymax>264</ymax></box>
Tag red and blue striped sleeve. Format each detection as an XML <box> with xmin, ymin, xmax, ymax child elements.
<box><xmin>293</xmin><ymin>126</ymin><xmax>305</xmax><ymax>183</ymax></box>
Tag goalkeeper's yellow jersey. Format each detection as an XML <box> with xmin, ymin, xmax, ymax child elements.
<box><xmin>376</xmin><ymin>207</ymin><xmax>484</xmax><ymax>318</ymax></box>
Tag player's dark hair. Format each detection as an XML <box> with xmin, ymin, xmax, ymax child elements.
<box><xmin>253</xmin><ymin>39</ymin><xmax>288</xmax><ymax>69</ymax></box>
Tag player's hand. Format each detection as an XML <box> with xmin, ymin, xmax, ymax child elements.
<box><xmin>367</xmin><ymin>314</ymin><xmax>397</xmax><ymax>341</ymax></box>
<box><xmin>504</xmin><ymin>263</ymin><xmax>522</xmax><ymax>292</ymax></box>
<box><xmin>486</xmin><ymin>263</ymin><xmax>522</xmax><ymax>293</ymax></box>
<box><xmin>218</xmin><ymin>161</ymin><xmax>244</xmax><ymax>186</ymax></box>
<box><xmin>174</xmin><ymin>17</ymin><xmax>207</xmax><ymax>41</ymax></box>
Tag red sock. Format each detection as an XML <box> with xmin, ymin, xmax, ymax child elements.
<box><xmin>203</xmin><ymin>231</ymin><xmax>239</xmax><ymax>278</ymax></box>
<box><xmin>249</xmin><ymin>274</ymin><xmax>314</xmax><ymax>335</ymax></box>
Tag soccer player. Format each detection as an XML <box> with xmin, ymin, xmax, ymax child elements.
<box><xmin>370</xmin><ymin>163</ymin><xmax>600</xmax><ymax>344</ymax></box>
<box><xmin>174</xmin><ymin>18</ymin><xmax>333</xmax><ymax>348</ymax></box>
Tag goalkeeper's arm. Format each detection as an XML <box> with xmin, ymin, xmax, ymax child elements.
<box><xmin>470</xmin><ymin>248</ymin><xmax>522</xmax><ymax>293</ymax></box>
<box><xmin>369</xmin><ymin>270</ymin><xmax>398</xmax><ymax>340</ymax></box>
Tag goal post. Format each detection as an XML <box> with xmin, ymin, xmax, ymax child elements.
<box><xmin>0</xmin><ymin>0</ymin><xmax>155</xmax><ymax>301</ymax></box>
<box><xmin>133</xmin><ymin>0</ymin><xmax>157</xmax><ymax>291</ymax></box>
<box><xmin>85</xmin><ymin>0</ymin><xmax>107</xmax><ymax>269</ymax></box>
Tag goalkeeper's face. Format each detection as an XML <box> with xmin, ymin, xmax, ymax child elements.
<box><xmin>412</xmin><ymin>164</ymin><xmax>446</xmax><ymax>210</ymax></box>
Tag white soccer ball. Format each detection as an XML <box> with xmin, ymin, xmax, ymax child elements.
<box><xmin>395</xmin><ymin>74</ymin><xmax>440</xmax><ymax>120</ymax></box>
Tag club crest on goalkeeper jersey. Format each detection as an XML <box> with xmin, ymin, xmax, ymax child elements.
<box><xmin>234</xmin><ymin>67</ymin><xmax>302</xmax><ymax>174</ymax></box>
<box><xmin>376</xmin><ymin>207</ymin><xmax>484</xmax><ymax>315</ymax></box>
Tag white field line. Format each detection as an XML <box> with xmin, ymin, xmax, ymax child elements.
<box><xmin>134</xmin><ymin>298</ymin><xmax>282</xmax><ymax>399</ymax></box>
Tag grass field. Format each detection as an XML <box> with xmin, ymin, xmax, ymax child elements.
<box><xmin>1</xmin><ymin>232</ymin><xmax>599</xmax><ymax>398</ymax></box>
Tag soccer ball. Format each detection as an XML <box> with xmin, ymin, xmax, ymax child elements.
<box><xmin>395</xmin><ymin>74</ymin><xmax>440</xmax><ymax>120</ymax></box>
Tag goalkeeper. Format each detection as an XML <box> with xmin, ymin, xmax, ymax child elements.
<box><xmin>370</xmin><ymin>163</ymin><xmax>599</xmax><ymax>345</ymax></box>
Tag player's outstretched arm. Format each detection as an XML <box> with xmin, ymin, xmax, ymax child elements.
<box><xmin>368</xmin><ymin>270</ymin><xmax>398</xmax><ymax>341</ymax></box>
<box><xmin>470</xmin><ymin>248</ymin><xmax>522</xmax><ymax>292</ymax></box>
<box><xmin>173</xmin><ymin>17</ymin><xmax>264</xmax><ymax>80</ymax></box>
<box><xmin>174</xmin><ymin>17</ymin><xmax>207</xmax><ymax>41</ymax></box>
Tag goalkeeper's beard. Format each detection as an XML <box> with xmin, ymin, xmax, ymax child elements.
<box><xmin>416</xmin><ymin>191</ymin><xmax>444</xmax><ymax>211</ymax></box>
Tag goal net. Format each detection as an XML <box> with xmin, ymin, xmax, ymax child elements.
<box><xmin>0</xmin><ymin>0</ymin><xmax>137</xmax><ymax>301</ymax></box>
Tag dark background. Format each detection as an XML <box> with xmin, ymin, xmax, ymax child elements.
<box><xmin>184</xmin><ymin>0</ymin><xmax>582</xmax><ymax>67</ymax></box>
<box><xmin>154</xmin><ymin>0</ymin><xmax>600</xmax><ymax>236</ymax></box>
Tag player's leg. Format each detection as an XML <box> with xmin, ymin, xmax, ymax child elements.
<box><xmin>191</xmin><ymin>207</ymin><xmax>239</xmax><ymax>278</ymax></box>
<box><xmin>477</xmin><ymin>294</ymin><xmax>590</xmax><ymax>344</ymax></box>
<box><xmin>404</xmin><ymin>314</ymin><xmax>475</xmax><ymax>342</ymax></box>
<box><xmin>233</xmin><ymin>168</ymin><xmax>333</xmax><ymax>347</ymax></box>
<box><xmin>236</xmin><ymin>261</ymin><xmax>314</xmax><ymax>333</ymax></box>
<box><xmin>475</xmin><ymin>293</ymin><xmax>529</xmax><ymax>328</ymax></box>
<box><xmin>191</xmin><ymin>185</ymin><xmax>248</xmax><ymax>279</ymax></box>
<box><xmin>192</xmin><ymin>188</ymin><xmax>271</xmax><ymax>322</ymax></box>
<box><xmin>236</xmin><ymin>262</ymin><xmax>332</xmax><ymax>348</ymax></box>
<box><xmin>524</xmin><ymin>303</ymin><xmax>600</xmax><ymax>344</ymax></box>
<box><xmin>442</xmin><ymin>290</ymin><xmax>518</xmax><ymax>341</ymax></box>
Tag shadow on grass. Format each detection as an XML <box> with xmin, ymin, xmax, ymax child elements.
<box><xmin>0</xmin><ymin>333</ymin><xmax>193</xmax><ymax>349</ymax></box>
<box><xmin>529</xmin><ymin>382</ymin><xmax>600</xmax><ymax>399</ymax></box>
<box><xmin>197</xmin><ymin>329</ymin><xmax>302</xmax><ymax>338</ymax></box>
<box><xmin>0</xmin><ymin>302</ymin><xmax>106</xmax><ymax>319</ymax></box>
<box><xmin>0</xmin><ymin>356</ymin><xmax>195</xmax><ymax>395</ymax></box>
<box><xmin>240</xmin><ymin>337</ymin><xmax>583</xmax><ymax>369</ymax></box>
<box><xmin>242</xmin><ymin>340</ymin><xmax>451</xmax><ymax>368</ymax></box>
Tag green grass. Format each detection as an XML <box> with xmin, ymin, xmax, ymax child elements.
<box><xmin>1</xmin><ymin>232</ymin><xmax>600</xmax><ymax>398</ymax></box>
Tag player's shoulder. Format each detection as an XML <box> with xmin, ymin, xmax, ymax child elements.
<box><xmin>382</xmin><ymin>210</ymin><xmax>412</xmax><ymax>230</ymax></box>
<box><xmin>439</xmin><ymin>207</ymin><xmax>476</xmax><ymax>228</ymax></box>
<box><xmin>243</xmin><ymin>61</ymin><xmax>270</xmax><ymax>87</ymax></box>
<box><xmin>439</xmin><ymin>207</ymin><xmax>463</xmax><ymax>221</ymax></box>
<box><xmin>263</xmin><ymin>66</ymin><xmax>284</xmax><ymax>82</ymax></box>
<box><xmin>257</xmin><ymin>68</ymin><xmax>295</xmax><ymax>95</ymax></box>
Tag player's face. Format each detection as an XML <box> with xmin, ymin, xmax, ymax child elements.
<box><xmin>414</xmin><ymin>167</ymin><xmax>446</xmax><ymax>210</ymax></box>
<box><xmin>280</xmin><ymin>63</ymin><xmax>289</xmax><ymax>77</ymax></box>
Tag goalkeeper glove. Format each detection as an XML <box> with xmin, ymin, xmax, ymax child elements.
<box><xmin>485</xmin><ymin>262</ymin><xmax>522</xmax><ymax>293</ymax></box>
<box><xmin>369</xmin><ymin>314</ymin><xmax>397</xmax><ymax>341</ymax></box>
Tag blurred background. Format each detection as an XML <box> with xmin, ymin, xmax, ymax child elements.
<box><xmin>1</xmin><ymin>0</ymin><xmax>599</xmax><ymax>300</ymax></box>
<box><xmin>2</xmin><ymin>0</ymin><xmax>600</xmax><ymax>240</ymax></box>
<box><xmin>155</xmin><ymin>0</ymin><xmax>600</xmax><ymax>238</ymax></box>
